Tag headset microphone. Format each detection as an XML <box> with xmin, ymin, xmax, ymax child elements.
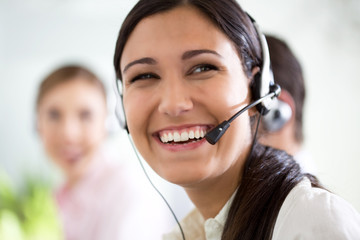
<box><xmin>204</xmin><ymin>13</ymin><xmax>282</xmax><ymax>145</ymax></box>
<box><xmin>205</xmin><ymin>84</ymin><xmax>280</xmax><ymax>145</ymax></box>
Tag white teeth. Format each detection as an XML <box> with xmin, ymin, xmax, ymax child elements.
<box><xmin>173</xmin><ymin>132</ymin><xmax>181</xmax><ymax>142</ymax></box>
<box><xmin>159</xmin><ymin>128</ymin><xmax>207</xmax><ymax>143</ymax></box>
<box><xmin>180</xmin><ymin>132</ymin><xmax>189</xmax><ymax>141</ymax></box>
<box><xmin>168</xmin><ymin>132</ymin><xmax>173</xmax><ymax>141</ymax></box>
<box><xmin>189</xmin><ymin>130</ymin><xmax>195</xmax><ymax>139</ymax></box>
<box><xmin>161</xmin><ymin>133</ymin><xmax>168</xmax><ymax>143</ymax></box>
<box><xmin>195</xmin><ymin>130</ymin><xmax>200</xmax><ymax>139</ymax></box>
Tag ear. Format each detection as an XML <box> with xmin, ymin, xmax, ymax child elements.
<box><xmin>34</xmin><ymin>112</ymin><xmax>44</xmax><ymax>136</ymax></box>
<box><xmin>250</xmin><ymin>66</ymin><xmax>261</xmax><ymax>81</ymax></box>
<box><xmin>277</xmin><ymin>90</ymin><xmax>296</xmax><ymax>120</ymax></box>
<box><xmin>35</xmin><ymin>117</ymin><xmax>41</xmax><ymax>135</ymax></box>
<box><xmin>248</xmin><ymin>67</ymin><xmax>261</xmax><ymax>116</ymax></box>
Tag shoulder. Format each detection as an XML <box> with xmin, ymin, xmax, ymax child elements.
<box><xmin>273</xmin><ymin>178</ymin><xmax>360</xmax><ymax>240</ymax></box>
<box><xmin>163</xmin><ymin>208</ymin><xmax>205</xmax><ymax>240</ymax></box>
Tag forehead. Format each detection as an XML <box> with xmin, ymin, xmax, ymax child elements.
<box><xmin>39</xmin><ymin>78</ymin><xmax>105</xmax><ymax>108</ymax></box>
<box><xmin>121</xmin><ymin>6</ymin><xmax>236</xmax><ymax>68</ymax></box>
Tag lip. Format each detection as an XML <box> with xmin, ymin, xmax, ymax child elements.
<box><xmin>153</xmin><ymin>124</ymin><xmax>213</xmax><ymax>152</ymax></box>
<box><xmin>58</xmin><ymin>149</ymin><xmax>83</xmax><ymax>164</ymax></box>
<box><xmin>155</xmin><ymin>124</ymin><xmax>212</xmax><ymax>132</ymax></box>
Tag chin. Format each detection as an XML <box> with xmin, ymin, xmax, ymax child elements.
<box><xmin>158</xmin><ymin>164</ymin><xmax>211</xmax><ymax>187</ymax></box>
<box><xmin>57</xmin><ymin>157</ymin><xmax>90</xmax><ymax>180</ymax></box>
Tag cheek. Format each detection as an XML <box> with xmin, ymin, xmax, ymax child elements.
<box><xmin>89</xmin><ymin>121</ymin><xmax>105</xmax><ymax>138</ymax></box>
<box><xmin>223</xmin><ymin>72</ymin><xmax>250</xmax><ymax>105</ymax></box>
<box><xmin>209</xmin><ymin>77</ymin><xmax>253</xmax><ymax>167</ymax></box>
<box><xmin>38</xmin><ymin>124</ymin><xmax>58</xmax><ymax>151</ymax></box>
<box><xmin>206</xmin><ymin>78</ymin><xmax>250</xmax><ymax>122</ymax></box>
<box><xmin>215</xmin><ymin>112</ymin><xmax>253</xmax><ymax>174</ymax></box>
<box><xmin>124</xmin><ymin>92</ymin><xmax>150</xmax><ymax>136</ymax></box>
<box><xmin>39</xmin><ymin>128</ymin><xmax>61</xmax><ymax>160</ymax></box>
<box><xmin>123</xmin><ymin>92</ymin><xmax>156</xmax><ymax>163</ymax></box>
<box><xmin>42</xmin><ymin>137</ymin><xmax>61</xmax><ymax>163</ymax></box>
<box><xmin>83</xmin><ymin>120</ymin><xmax>106</xmax><ymax>147</ymax></box>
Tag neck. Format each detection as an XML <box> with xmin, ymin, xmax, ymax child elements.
<box><xmin>259</xmin><ymin>122</ymin><xmax>301</xmax><ymax>156</ymax></box>
<box><xmin>64</xmin><ymin>151</ymin><xmax>102</xmax><ymax>189</ymax></box>
<box><xmin>64</xmin><ymin>177</ymin><xmax>78</xmax><ymax>189</ymax></box>
<box><xmin>184</xmin><ymin>154</ymin><xmax>245</xmax><ymax>220</ymax></box>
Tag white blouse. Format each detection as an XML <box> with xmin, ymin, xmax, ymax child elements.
<box><xmin>163</xmin><ymin>178</ymin><xmax>360</xmax><ymax>240</ymax></box>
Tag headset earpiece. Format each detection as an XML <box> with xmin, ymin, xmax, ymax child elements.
<box><xmin>262</xmin><ymin>99</ymin><xmax>292</xmax><ymax>132</ymax></box>
<box><xmin>113</xmin><ymin>79</ymin><xmax>128</xmax><ymax>132</ymax></box>
<box><xmin>247</xmin><ymin>13</ymin><xmax>278</xmax><ymax>115</ymax></box>
<box><xmin>251</xmin><ymin>71</ymin><xmax>268</xmax><ymax>114</ymax></box>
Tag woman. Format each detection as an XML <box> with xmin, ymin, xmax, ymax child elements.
<box><xmin>113</xmin><ymin>0</ymin><xmax>360</xmax><ymax>239</ymax></box>
<box><xmin>36</xmin><ymin>65</ymin><xmax>169</xmax><ymax>239</ymax></box>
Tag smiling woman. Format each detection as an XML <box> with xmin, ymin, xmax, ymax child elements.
<box><xmin>113</xmin><ymin>0</ymin><xmax>360</xmax><ymax>239</ymax></box>
<box><xmin>120</xmin><ymin>6</ymin><xmax>251</xmax><ymax>188</ymax></box>
<box><xmin>36</xmin><ymin>66</ymin><xmax>107</xmax><ymax>185</ymax></box>
<box><xmin>36</xmin><ymin>65</ymin><xmax>169</xmax><ymax>239</ymax></box>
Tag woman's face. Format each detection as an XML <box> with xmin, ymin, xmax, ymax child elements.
<box><xmin>37</xmin><ymin>78</ymin><xmax>107</xmax><ymax>182</ymax></box>
<box><xmin>121</xmin><ymin>6</ymin><xmax>253</xmax><ymax>187</ymax></box>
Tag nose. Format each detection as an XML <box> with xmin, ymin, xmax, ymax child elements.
<box><xmin>158</xmin><ymin>77</ymin><xmax>193</xmax><ymax>117</ymax></box>
<box><xmin>59</xmin><ymin>117</ymin><xmax>81</xmax><ymax>144</ymax></box>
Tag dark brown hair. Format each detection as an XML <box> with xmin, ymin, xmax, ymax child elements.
<box><xmin>113</xmin><ymin>1</ymin><xmax>321</xmax><ymax>239</ymax></box>
<box><xmin>266</xmin><ymin>35</ymin><xmax>306</xmax><ymax>142</ymax></box>
<box><xmin>114</xmin><ymin>0</ymin><xmax>261</xmax><ymax>81</ymax></box>
<box><xmin>222</xmin><ymin>143</ymin><xmax>321</xmax><ymax>239</ymax></box>
<box><xmin>36</xmin><ymin>65</ymin><xmax>106</xmax><ymax>109</ymax></box>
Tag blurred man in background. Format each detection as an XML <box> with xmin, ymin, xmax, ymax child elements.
<box><xmin>258</xmin><ymin>35</ymin><xmax>316</xmax><ymax>173</ymax></box>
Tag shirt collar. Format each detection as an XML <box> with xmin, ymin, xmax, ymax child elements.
<box><xmin>204</xmin><ymin>190</ymin><xmax>237</xmax><ymax>240</ymax></box>
<box><xmin>163</xmin><ymin>189</ymin><xmax>237</xmax><ymax>240</ymax></box>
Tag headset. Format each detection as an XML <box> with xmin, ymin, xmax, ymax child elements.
<box><xmin>114</xmin><ymin>78</ymin><xmax>128</xmax><ymax>132</ymax></box>
<box><xmin>262</xmin><ymin>99</ymin><xmax>292</xmax><ymax>132</ymax></box>
<box><xmin>249</xmin><ymin>17</ymin><xmax>278</xmax><ymax>116</ymax></box>
<box><xmin>248</xmin><ymin>14</ymin><xmax>291</xmax><ymax>133</ymax></box>
<box><xmin>205</xmin><ymin>15</ymin><xmax>282</xmax><ymax>144</ymax></box>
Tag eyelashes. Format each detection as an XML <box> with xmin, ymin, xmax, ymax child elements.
<box><xmin>80</xmin><ymin>110</ymin><xmax>92</xmax><ymax>121</ymax></box>
<box><xmin>130</xmin><ymin>73</ymin><xmax>160</xmax><ymax>83</ymax></box>
<box><xmin>129</xmin><ymin>63</ymin><xmax>219</xmax><ymax>83</ymax></box>
<box><xmin>189</xmin><ymin>64</ymin><xmax>218</xmax><ymax>75</ymax></box>
<box><xmin>46</xmin><ymin>108</ymin><xmax>93</xmax><ymax>122</ymax></box>
<box><xmin>48</xmin><ymin>109</ymin><xmax>60</xmax><ymax>120</ymax></box>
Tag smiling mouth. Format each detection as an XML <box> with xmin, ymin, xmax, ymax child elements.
<box><xmin>60</xmin><ymin>149</ymin><xmax>82</xmax><ymax>163</ymax></box>
<box><xmin>158</xmin><ymin>126</ymin><xmax>209</xmax><ymax>144</ymax></box>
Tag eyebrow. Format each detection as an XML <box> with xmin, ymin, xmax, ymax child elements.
<box><xmin>123</xmin><ymin>57</ymin><xmax>157</xmax><ymax>73</ymax></box>
<box><xmin>182</xmin><ymin>49</ymin><xmax>222</xmax><ymax>60</ymax></box>
<box><xmin>122</xmin><ymin>49</ymin><xmax>221</xmax><ymax>74</ymax></box>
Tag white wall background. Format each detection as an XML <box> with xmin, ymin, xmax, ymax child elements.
<box><xmin>0</xmin><ymin>0</ymin><xmax>359</xmax><ymax>220</ymax></box>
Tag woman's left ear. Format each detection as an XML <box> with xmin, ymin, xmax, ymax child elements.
<box><xmin>251</xmin><ymin>66</ymin><xmax>261</xmax><ymax>78</ymax></box>
<box><xmin>248</xmin><ymin>67</ymin><xmax>261</xmax><ymax>116</ymax></box>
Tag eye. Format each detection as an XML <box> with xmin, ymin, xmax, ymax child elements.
<box><xmin>130</xmin><ymin>73</ymin><xmax>160</xmax><ymax>83</ymax></box>
<box><xmin>48</xmin><ymin>109</ymin><xmax>60</xmax><ymax>121</ymax></box>
<box><xmin>80</xmin><ymin>110</ymin><xmax>92</xmax><ymax>121</ymax></box>
<box><xmin>190</xmin><ymin>64</ymin><xmax>218</xmax><ymax>74</ymax></box>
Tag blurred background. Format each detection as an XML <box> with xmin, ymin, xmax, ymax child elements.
<box><xmin>0</xmin><ymin>0</ymin><xmax>359</xmax><ymax>238</ymax></box>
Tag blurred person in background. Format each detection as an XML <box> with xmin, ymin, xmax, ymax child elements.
<box><xmin>36</xmin><ymin>64</ymin><xmax>169</xmax><ymax>240</ymax></box>
<box><xmin>258</xmin><ymin>35</ymin><xmax>316</xmax><ymax>173</ymax></box>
